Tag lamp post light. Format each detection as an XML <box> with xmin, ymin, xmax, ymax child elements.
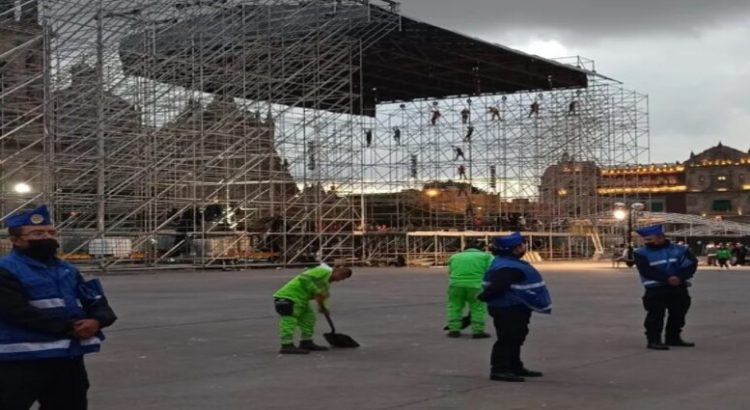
<box><xmin>13</xmin><ymin>182</ymin><xmax>32</xmax><ymax>194</ymax></box>
<box><xmin>425</xmin><ymin>189</ymin><xmax>440</xmax><ymax>229</ymax></box>
<box><xmin>629</xmin><ymin>202</ymin><xmax>645</xmax><ymax>246</ymax></box>
<box><xmin>613</xmin><ymin>202</ymin><xmax>627</xmax><ymax>242</ymax></box>
<box><xmin>613</xmin><ymin>202</ymin><xmax>645</xmax><ymax>244</ymax></box>
<box><xmin>613</xmin><ymin>208</ymin><xmax>627</xmax><ymax>222</ymax></box>
<box><xmin>613</xmin><ymin>201</ymin><xmax>645</xmax><ymax>263</ymax></box>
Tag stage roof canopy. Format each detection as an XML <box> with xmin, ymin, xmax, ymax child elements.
<box><xmin>119</xmin><ymin>2</ymin><xmax>589</xmax><ymax>115</ymax></box>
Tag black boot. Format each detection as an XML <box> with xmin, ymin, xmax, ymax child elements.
<box><xmin>490</xmin><ymin>372</ymin><xmax>525</xmax><ymax>382</ymax></box>
<box><xmin>647</xmin><ymin>342</ymin><xmax>670</xmax><ymax>350</ymax></box>
<box><xmin>280</xmin><ymin>343</ymin><xmax>309</xmax><ymax>354</ymax></box>
<box><xmin>447</xmin><ymin>331</ymin><xmax>461</xmax><ymax>338</ymax></box>
<box><xmin>514</xmin><ymin>367</ymin><xmax>543</xmax><ymax>377</ymax></box>
<box><xmin>666</xmin><ymin>336</ymin><xmax>695</xmax><ymax>347</ymax></box>
<box><xmin>299</xmin><ymin>340</ymin><xmax>329</xmax><ymax>351</ymax></box>
<box><xmin>472</xmin><ymin>332</ymin><xmax>492</xmax><ymax>339</ymax></box>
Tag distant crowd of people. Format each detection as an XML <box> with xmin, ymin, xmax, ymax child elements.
<box><xmin>705</xmin><ymin>242</ymin><xmax>747</xmax><ymax>268</ymax></box>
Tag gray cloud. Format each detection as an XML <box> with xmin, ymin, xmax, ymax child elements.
<box><xmin>397</xmin><ymin>0</ymin><xmax>750</xmax><ymax>163</ymax></box>
<box><xmin>400</xmin><ymin>0</ymin><xmax>750</xmax><ymax>41</ymax></box>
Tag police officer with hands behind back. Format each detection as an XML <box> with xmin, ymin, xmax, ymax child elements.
<box><xmin>633</xmin><ymin>224</ymin><xmax>697</xmax><ymax>350</ymax></box>
<box><xmin>479</xmin><ymin>232</ymin><xmax>552</xmax><ymax>382</ymax></box>
<box><xmin>0</xmin><ymin>205</ymin><xmax>117</xmax><ymax>410</ymax></box>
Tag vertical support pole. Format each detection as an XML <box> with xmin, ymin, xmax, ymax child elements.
<box><xmin>95</xmin><ymin>2</ymin><xmax>107</xmax><ymax>273</ymax></box>
<box><xmin>41</xmin><ymin>0</ymin><xmax>52</xmax><ymax>207</ymax></box>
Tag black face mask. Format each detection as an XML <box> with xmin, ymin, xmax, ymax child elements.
<box><xmin>20</xmin><ymin>239</ymin><xmax>60</xmax><ymax>261</ymax></box>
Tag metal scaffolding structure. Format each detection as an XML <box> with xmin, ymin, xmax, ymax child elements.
<box><xmin>1</xmin><ymin>0</ymin><xmax>402</xmax><ymax>269</ymax></box>
<box><xmin>1</xmin><ymin>1</ymin><xmax>648</xmax><ymax>270</ymax></box>
<box><xmin>361</xmin><ymin>57</ymin><xmax>650</xmax><ymax>232</ymax></box>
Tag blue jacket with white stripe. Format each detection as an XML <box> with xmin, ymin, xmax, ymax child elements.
<box><xmin>481</xmin><ymin>255</ymin><xmax>552</xmax><ymax>314</ymax></box>
<box><xmin>633</xmin><ymin>241</ymin><xmax>698</xmax><ymax>288</ymax></box>
<box><xmin>0</xmin><ymin>250</ymin><xmax>115</xmax><ymax>361</ymax></box>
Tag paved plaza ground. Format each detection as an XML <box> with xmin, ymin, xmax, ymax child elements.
<box><xmin>84</xmin><ymin>262</ymin><xmax>750</xmax><ymax>410</ymax></box>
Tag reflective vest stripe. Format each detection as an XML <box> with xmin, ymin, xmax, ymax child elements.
<box><xmin>642</xmin><ymin>280</ymin><xmax>660</xmax><ymax>286</ymax></box>
<box><xmin>28</xmin><ymin>298</ymin><xmax>66</xmax><ymax>309</ymax></box>
<box><xmin>0</xmin><ymin>340</ymin><xmax>71</xmax><ymax>353</ymax></box>
<box><xmin>511</xmin><ymin>281</ymin><xmax>546</xmax><ymax>290</ymax></box>
<box><xmin>80</xmin><ymin>337</ymin><xmax>102</xmax><ymax>346</ymax></box>
<box><xmin>649</xmin><ymin>258</ymin><xmax>679</xmax><ymax>266</ymax></box>
<box><xmin>535</xmin><ymin>303</ymin><xmax>552</xmax><ymax>311</ymax></box>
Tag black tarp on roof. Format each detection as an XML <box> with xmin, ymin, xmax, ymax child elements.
<box><xmin>119</xmin><ymin>2</ymin><xmax>588</xmax><ymax>116</ymax></box>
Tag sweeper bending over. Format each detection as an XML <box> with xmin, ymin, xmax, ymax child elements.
<box><xmin>273</xmin><ymin>264</ymin><xmax>353</xmax><ymax>354</ymax></box>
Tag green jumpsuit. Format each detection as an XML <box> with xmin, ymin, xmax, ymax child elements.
<box><xmin>273</xmin><ymin>265</ymin><xmax>333</xmax><ymax>344</ymax></box>
<box><xmin>447</xmin><ymin>248</ymin><xmax>493</xmax><ymax>333</ymax></box>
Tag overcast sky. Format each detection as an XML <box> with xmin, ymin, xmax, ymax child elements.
<box><xmin>400</xmin><ymin>0</ymin><xmax>750</xmax><ymax>163</ymax></box>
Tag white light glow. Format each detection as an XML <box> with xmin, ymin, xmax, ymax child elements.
<box><xmin>13</xmin><ymin>183</ymin><xmax>31</xmax><ymax>194</ymax></box>
<box><xmin>613</xmin><ymin>209</ymin><xmax>627</xmax><ymax>221</ymax></box>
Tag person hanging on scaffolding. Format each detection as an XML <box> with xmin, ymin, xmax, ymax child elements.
<box><xmin>431</xmin><ymin>109</ymin><xmax>442</xmax><ymax>126</ymax></box>
<box><xmin>393</xmin><ymin>127</ymin><xmax>401</xmax><ymax>146</ymax></box>
<box><xmin>464</xmin><ymin>126</ymin><xmax>475</xmax><ymax>142</ymax></box>
<box><xmin>365</xmin><ymin>129</ymin><xmax>373</xmax><ymax>147</ymax></box>
<box><xmin>488</xmin><ymin>106</ymin><xmax>502</xmax><ymax>121</ymax></box>
<box><xmin>568</xmin><ymin>100</ymin><xmax>578</xmax><ymax>115</ymax></box>
<box><xmin>528</xmin><ymin>101</ymin><xmax>540</xmax><ymax>118</ymax></box>
<box><xmin>458</xmin><ymin>164</ymin><xmax>467</xmax><ymax>180</ymax></box>
<box><xmin>454</xmin><ymin>146</ymin><xmax>466</xmax><ymax>161</ymax></box>
<box><xmin>461</xmin><ymin>108</ymin><xmax>471</xmax><ymax>124</ymax></box>
<box><xmin>458</xmin><ymin>183</ymin><xmax>468</xmax><ymax>197</ymax></box>
<box><xmin>465</xmin><ymin>202</ymin><xmax>475</xmax><ymax>219</ymax></box>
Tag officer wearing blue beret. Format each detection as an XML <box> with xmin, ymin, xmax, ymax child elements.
<box><xmin>0</xmin><ymin>205</ymin><xmax>117</xmax><ymax>409</ymax></box>
<box><xmin>478</xmin><ymin>232</ymin><xmax>551</xmax><ymax>382</ymax></box>
<box><xmin>633</xmin><ymin>224</ymin><xmax>698</xmax><ymax>350</ymax></box>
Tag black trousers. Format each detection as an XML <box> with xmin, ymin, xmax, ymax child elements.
<box><xmin>0</xmin><ymin>356</ymin><xmax>89</xmax><ymax>410</ymax></box>
<box><xmin>488</xmin><ymin>305</ymin><xmax>532</xmax><ymax>374</ymax></box>
<box><xmin>642</xmin><ymin>286</ymin><xmax>691</xmax><ymax>343</ymax></box>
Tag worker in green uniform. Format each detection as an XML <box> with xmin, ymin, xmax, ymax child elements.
<box><xmin>446</xmin><ymin>240</ymin><xmax>493</xmax><ymax>339</ymax></box>
<box><xmin>273</xmin><ymin>264</ymin><xmax>353</xmax><ymax>354</ymax></box>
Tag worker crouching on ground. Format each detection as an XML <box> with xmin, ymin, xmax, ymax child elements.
<box><xmin>273</xmin><ymin>264</ymin><xmax>352</xmax><ymax>354</ymax></box>
<box><xmin>446</xmin><ymin>240</ymin><xmax>493</xmax><ymax>339</ymax></box>
<box><xmin>479</xmin><ymin>232</ymin><xmax>551</xmax><ymax>382</ymax></box>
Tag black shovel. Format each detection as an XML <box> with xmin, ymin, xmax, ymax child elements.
<box><xmin>322</xmin><ymin>310</ymin><xmax>359</xmax><ymax>348</ymax></box>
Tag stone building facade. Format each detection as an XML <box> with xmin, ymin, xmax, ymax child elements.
<box><xmin>540</xmin><ymin>142</ymin><xmax>750</xmax><ymax>221</ymax></box>
<box><xmin>683</xmin><ymin>143</ymin><xmax>750</xmax><ymax>217</ymax></box>
<box><xmin>539</xmin><ymin>152</ymin><xmax>599</xmax><ymax>218</ymax></box>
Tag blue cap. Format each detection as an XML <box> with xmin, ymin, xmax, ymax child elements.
<box><xmin>493</xmin><ymin>232</ymin><xmax>524</xmax><ymax>251</ymax></box>
<box><xmin>5</xmin><ymin>205</ymin><xmax>53</xmax><ymax>229</ymax></box>
<box><xmin>636</xmin><ymin>224</ymin><xmax>664</xmax><ymax>237</ymax></box>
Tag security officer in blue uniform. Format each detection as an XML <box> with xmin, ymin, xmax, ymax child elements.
<box><xmin>478</xmin><ymin>232</ymin><xmax>551</xmax><ymax>382</ymax></box>
<box><xmin>0</xmin><ymin>205</ymin><xmax>117</xmax><ymax>410</ymax></box>
<box><xmin>633</xmin><ymin>224</ymin><xmax>697</xmax><ymax>350</ymax></box>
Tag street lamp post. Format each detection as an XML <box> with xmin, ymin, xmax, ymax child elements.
<box><xmin>613</xmin><ymin>202</ymin><xmax>627</xmax><ymax>244</ymax></box>
<box><xmin>628</xmin><ymin>202</ymin><xmax>646</xmax><ymax>246</ymax></box>
<box><xmin>614</xmin><ymin>201</ymin><xmax>645</xmax><ymax>265</ymax></box>
<box><xmin>425</xmin><ymin>189</ymin><xmax>439</xmax><ymax>229</ymax></box>
<box><xmin>614</xmin><ymin>202</ymin><xmax>645</xmax><ymax>245</ymax></box>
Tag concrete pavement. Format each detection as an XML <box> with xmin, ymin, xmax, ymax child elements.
<box><xmin>85</xmin><ymin>263</ymin><xmax>750</xmax><ymax>409</ymax></box>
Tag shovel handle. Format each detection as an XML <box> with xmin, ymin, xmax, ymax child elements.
<box><xmin>322</xmin><ymin>309</ymin><xmax>336</xmax><ymax>334</ymax></box>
